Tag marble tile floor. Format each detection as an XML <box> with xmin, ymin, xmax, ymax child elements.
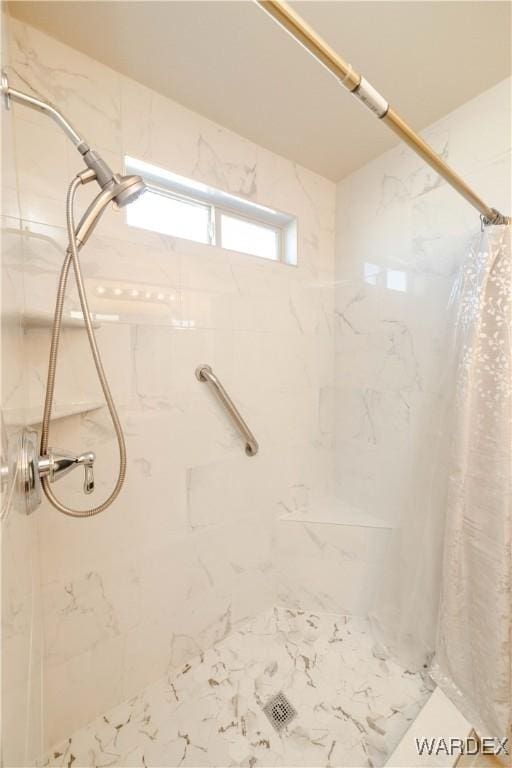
<box><xmin>41</xmin><ymin>607</ymin><xmax>433</xmax><ymax>768</ymax></box>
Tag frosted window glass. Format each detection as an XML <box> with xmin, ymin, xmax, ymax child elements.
<box><xmin>127</xmin><ymin>190</ymin><xmax>210</xmax><ymax>243</ymax></box>
<box><xmin>220</xmin><ymin>213</ymin><xmax>278</xmax><ymax>261</ymax></box>
<box><xmin>386</xmin><ymin>269</ymin><xmax>407</xmax><ymax>292</ymax></box>
<box><xmin>364</xmin><ymin>262</ymin><xmax>379</xmax><ymax>285</ymax></box>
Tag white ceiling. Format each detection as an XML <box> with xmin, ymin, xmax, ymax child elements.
<box><xmin>9</xmin><ymin>1</ymin><xmax>512</xmax><ymax>181</ymax></box>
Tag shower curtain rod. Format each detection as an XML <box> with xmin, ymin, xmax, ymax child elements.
<box><xmin>256</xmin><ymin>0</ymin><xmax>510</xmax><ymax>225</ymax></box>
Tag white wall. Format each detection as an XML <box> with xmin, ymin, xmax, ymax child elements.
<box><xmin>4</xmin><ymin>15</ymin><xmax>335</xmax><ymax>753</ymax></box>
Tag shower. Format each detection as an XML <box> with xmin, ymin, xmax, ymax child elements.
<box><xmin>1</xmin><ymin>2</ymin><xmax>510</xmax><ymax>766</ymax></box>
<box><xmin>1</xmin><ymin>73</ymin><xmax>147</xmax><ymax>516</ymax></box>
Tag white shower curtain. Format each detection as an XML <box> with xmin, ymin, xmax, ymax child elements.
<box><xmin>371</xmin><ymin>224</ymin><xmax>511</xmax><ymax>741</ymax></box>
<box><xmin>432</xmin><ymin>224</ymin><xmax>511</xmax><ymax>741</ymax></box>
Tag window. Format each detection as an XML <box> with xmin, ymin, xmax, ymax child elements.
<box><xmin>128</xmin><ymin>189</ymin><xmax>211</xmax><ymax>244</ymax></box>
<box><xmin>386</xmin><ymin>269</ymin><xmax>407</xmax><ymax>292</ymax></box>
<box><xmin>125</xmin><ymin>156</ymin><xmax>297</xmax><ymax>265</ymax></box>
<box><xmin>220</xmin><ymin>213</ymin><xmax>279</xmax><ymax>261</ymax></box>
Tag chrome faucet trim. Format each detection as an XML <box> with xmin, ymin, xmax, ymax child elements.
<box><xmin>38</xmin><ymin>449</ymin><xmax>96</xmax><ymax>495</ymax></box>
<box><xmin>0</xmin><ymin>429</ymin><xmax>96</xmax><ymax>515</ymax></box>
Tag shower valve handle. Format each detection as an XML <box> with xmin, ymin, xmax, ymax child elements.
<box><xmin>38</xmin><ymin>449</ymin><xmax>96</xmax><ymax>495</ymax></box>
<box><xmin>82</xmin><ymin>457</ymin><xmax>95</xmax><ymax>495</ymax></box>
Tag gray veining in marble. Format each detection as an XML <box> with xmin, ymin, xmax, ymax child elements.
<box><xmin>41</xmin><ymin>607</ymin><xmax>433</xmax><ymax>768</ymax></box>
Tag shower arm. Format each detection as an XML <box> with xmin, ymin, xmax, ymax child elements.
<box><xmin>1</xmin><ymin>72</ymin><xmax>134</xmax><ymax>197</ymax></box>
<box><xmin>256</xmin><ymin>1</ymin><xmax>510</xmax><ymax>226</ymax></box>
<box><xmin>2</xmin><ymin>74</ymin><xmax>88</xmax><ymax>149</ymax></box>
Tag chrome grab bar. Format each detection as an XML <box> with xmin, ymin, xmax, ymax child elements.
<box><xmin>195</xmin><ymin>365</ymin><xmax>259</xmax><ymax>456</ymax></box>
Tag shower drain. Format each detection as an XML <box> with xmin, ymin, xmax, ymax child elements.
<box><xmin>262</xmin><ymin>691</ymin><xmax>297</xmax><ymax>733</ymax></box>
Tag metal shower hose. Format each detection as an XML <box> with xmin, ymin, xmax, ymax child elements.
<box><xmin>39</xmin><ymin>175</ymin><xmax>127</xmax><ymax>516</ymax></box>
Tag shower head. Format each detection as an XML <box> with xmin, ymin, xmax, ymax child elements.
<box><xmin>112</xmin><ymin>174</ymin><xmax>147</xmax><ymax>208</ymax></box>
<box><xmin>74</xmin><ymin>172</ymin><xmax>146</xmax><ymax>247</ymax></box>
<box><xmin>81</xmin><ymin>148</ymin><xmax>147</xmax><ymax>208</ymax></box>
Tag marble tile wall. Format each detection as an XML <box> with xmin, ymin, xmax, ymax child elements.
<box><xmin>1</xmin><ymin>10</ymin><xmax>43</xmax><ymax>767</ymax></box>
<box><xmin>333</xmin><ymin>78</ymin><xmax>511</xmax><ymax>592</ymax></box>
<box><xmin>4</xmin><ymin>15</ymin><xmax>336</xmax><ymax>752</ymax></box>
<box><xmin>274</xmin><ymin>517</ymin><xmax>391</xmax><ymax>616</ymax></box>
<box><xmin>269</xmin><ymin>77</ymin><xmax>511</xmax><ymax>631</ymax></box>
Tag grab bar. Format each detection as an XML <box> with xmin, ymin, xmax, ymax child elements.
<box><xmin>195</xmin><ymin>365</ymin><xmax>259</xmax><ymax>456</ymax></box>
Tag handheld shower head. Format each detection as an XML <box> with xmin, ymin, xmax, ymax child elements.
<box><xmin>73</xmin><ymin>172</ymin><xmax>146</xmax><ymax>246</ymax></box>
<box><xmin>80</xmin><ymin>148</ymin><xmax>146</xmax><ymax>207</ymax></box>
<box><xmin>112</xmin><ymin>174</ymin><xmax>147</xmax><ymax>208</ymax></box>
